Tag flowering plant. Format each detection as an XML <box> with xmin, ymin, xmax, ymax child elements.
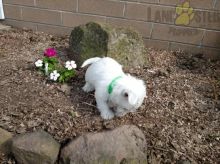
<box><xmin>35</xmin><ymin>48</ymin><xmax>77</xmax><ymax>83</ymax></box>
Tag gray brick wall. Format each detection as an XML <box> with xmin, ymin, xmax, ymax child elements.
<box><xmin>2</xmin><ymin>0</ymin><xmax>220</xmax><ymax>59</ymax></box>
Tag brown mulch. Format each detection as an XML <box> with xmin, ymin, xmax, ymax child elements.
<box><xmin>0</xmin><ymin>28</ymin><xmax>219</xmax><ymax>163</ymax></box>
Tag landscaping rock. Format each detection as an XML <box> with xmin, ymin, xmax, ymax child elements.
<box><xmin>58</xmin><ymin>84</ymin><xmax>72</xmax><ymax>95</ymax></box>
<box><xmin>69</xmin><ymin>22</ymin><xmax>147</xmax><ymax>68</ymax></box>
<box><xmin>0</xmin><ymin>24</ymin><xmax>11</xmax><ymax>31</ymax></box>
<box><xmin>60</xmin><ymin>125</ymin><xmax>147</xmax><ymax>164</ymax></box>
<box><xmin>0</xmin><ymin>128</ymin><xmax>12</xmax><ymax>154</ymax></box>
<box><xmin>11</xmin><ymin>130</ymin><xmax>60</xmax><ymax>164</ymax></box>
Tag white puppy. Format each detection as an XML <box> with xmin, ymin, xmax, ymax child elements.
<box><xmin>81</xmin><ymin>57</ymin><xmax>146</xmax><ymax>120</ymax></box>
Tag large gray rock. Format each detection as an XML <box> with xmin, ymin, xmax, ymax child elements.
<box><xmin>69</xmin><ymin>22</ymin><xmax>147</xmax><ymax>68</ymax></box>
<box><xmin>0</xmin><ymin>128</ymin><xmax>12</xmax><ymax>154</ymax></box>
<box><xmin>11</xmin><ymin>130</ymin><xmax>60</xmax><ymax>164</ymax></box>
<box><xmin>60</xmin><ymin>125</ymin><xmax>147</xmax><ymax>164</ymax></box>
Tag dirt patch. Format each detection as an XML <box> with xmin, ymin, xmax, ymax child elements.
<box><xmin>0</xmin><ymin>28</ymin><xmax>219</xmax><ymax>163</ymax></box>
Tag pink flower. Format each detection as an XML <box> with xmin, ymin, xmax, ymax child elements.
<box><xmin>44</xmin><ymin>48</ymin><xmax>57</xmax><ymax>57</ymax></box>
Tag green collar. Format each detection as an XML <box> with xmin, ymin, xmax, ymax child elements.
<box><xmin>107</xmin><ymin>76</ymin><xmax>122</xmax><ymax>94</ymax></box>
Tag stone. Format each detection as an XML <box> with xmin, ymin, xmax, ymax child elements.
<box><xmin>69</xmin><ymin>22</ymin><xmax>147</xmax><ymax>68</ymax></box>
<box><xmin>11</xmin><ymin>130</ymin><xmax>60</xmax><ymax>164</ymax></box>
<box><xmin>58</xmin><ymin>84</ymin><xmax>72</xmax><ymax>95</ymax></box>
<box><xmin>177</xmin><ymin>159</ymin><xmax>192</xmax><ymax>164</ymax></box>
<box><xmin>0</xmin><ymin>23</ymin><xmax>11</xmax><ymax>31</ymax></box>
<box><xmin>0</xmin><ymin>128</ymin><xmax>12</xmax><ymax>154</ymax></box>
<box><xmin>60</xmin><ymin>125</ymin><xmax>147</xmax><ymax>164</ymax></box>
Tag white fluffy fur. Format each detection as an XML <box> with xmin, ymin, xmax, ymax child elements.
<box><xmin>81</xmin><ymin>57</ymin><xmax>146</xmax><ymax>120</ymax></box>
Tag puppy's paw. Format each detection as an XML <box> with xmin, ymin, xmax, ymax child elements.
<box><xmin>101</xmin><ymin>110</ymin><xmax>114</xmax><ymax>120</ymax></box>
<box><xmin>82</xmin><ymin>83</ymin><xmax>94</xmax><ymax>92</ymax></box>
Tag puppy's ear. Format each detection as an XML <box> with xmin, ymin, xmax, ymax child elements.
<box><xmin>128</xmin><ymin>93</ymin><xmax>137</xmax><ymax>106</ymax></box>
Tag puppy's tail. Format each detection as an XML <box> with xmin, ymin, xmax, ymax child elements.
<box><xmin>81</xmin><ymin>57</ymin><xmax>101</xmax><ymax>68</ymax></box>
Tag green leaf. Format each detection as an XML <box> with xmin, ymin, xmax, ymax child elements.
<box><xmin>58</xmin><ymin>75</ymin><xmax>65</xmax><ymax>83</ymax></box>
<box><xmin>58</xmin><ymin>69</ymin><xmax>76</xmax><ymax>83</ymax></box>
<box><xmin>48</xmin><ymin>63</ymin><xmax>56</xmax><ymax>72</ymax></box>
<box><xmin>43</xmin><ymin>57</ymin><xmax>58</xmax><ymax>65</ymax></box>
<box><xmin>49</xmin><ymin>57</ymin><xmax>58</xmax><ymax>64</ymax></box>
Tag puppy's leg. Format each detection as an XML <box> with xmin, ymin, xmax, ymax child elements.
<box><xmin>97</xmin><ymin>100</ymin><xmax>114</xmax><ymax>119</ymax></box>
<box><xmin>82</xmin><ymin>82</ymin><xmax>95</xmax><ymax>92</ymax></box>
<box><xmin>95</xmin><ymin>91</ymin><xmax>114</xmax><ymax>120</ymax></box>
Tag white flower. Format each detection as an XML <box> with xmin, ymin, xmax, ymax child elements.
<box><xmin>35</xmin><ymin>59</ymin><xmax>43</xmax><ymax>67</ymax></box>
<box><xmin>50</xmin><ymin>70</ymin><xmax>60</xmax><ymax>81</ymax></box>
<box><xmin>65</xmin><ymin>61</ymin><xmax>77</xmax><ymax>70</ymax></box>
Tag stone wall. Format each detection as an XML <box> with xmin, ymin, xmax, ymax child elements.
<box><xmin>1</xmin><ymin>0</ymin><xmax>220</xmax><ymax>59</ymax></box>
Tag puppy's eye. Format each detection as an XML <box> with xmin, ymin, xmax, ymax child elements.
<box><xmin>124</xmin><ymin>92</ymin><xmax>128</xmax><ymax>98</ymax></box>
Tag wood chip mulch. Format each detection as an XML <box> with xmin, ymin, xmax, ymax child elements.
<box><xmin>0</xmin><ymin>28</ymin><xmax>219</xmax><ymax>163</ymax></box>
